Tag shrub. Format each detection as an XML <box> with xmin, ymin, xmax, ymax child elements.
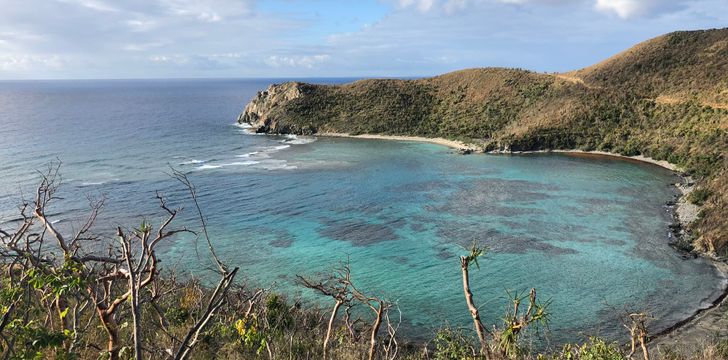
<box><xmin>688</xmin><ymin>188</ymin><xmax>712</xmax><ymax>206</ymax></box>
<box><xmin>541</xmin><ymin>337</ymin><xmax>624</xmax><ymax>360</ymax></box>
<box><xmin>433</xmin><ymin>327</ymin><xmax>477</xmax><ymax>360</ymax></box>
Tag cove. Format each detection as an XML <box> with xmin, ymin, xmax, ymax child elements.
<box><xmin>164</xmin><ymin>135</ymin><xmax>724</xmax><ymax>344</ymax></box>
<box><xmin>0</xmin><ymin>79</ymin><xmax>722</xmax><ymax>346</ymax></box>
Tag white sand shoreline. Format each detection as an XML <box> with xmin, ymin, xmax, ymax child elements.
<box><xmin>316</xmin><ymin>132</ymin><xmax>681</xmax><ymax>172</ymax></box>
<box><xmin>317</xmin><ymin>132</ymin><xmax>479</xmax><ymax>152</ymax></box>
<box><xmin>503</xmin><ymin>149</ymin><xmax>681</xmax><ymax>172</ymax></box>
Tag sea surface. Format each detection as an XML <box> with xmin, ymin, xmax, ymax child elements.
<box><xmin>0</xmin><ymin>79</ymin><xmax>723</xmax><ymax>346</ymax></box>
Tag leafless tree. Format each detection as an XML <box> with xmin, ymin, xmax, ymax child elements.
<box><xmin>297</xmin><ymin>263</ymin><xmax>352</xmax><ymax>359</ymax></box>
<box><xmin>382</xmin><ymin>303</ymin><xmax>401</xmax><ymax>360</ymax></box>
<box><xmin>169</xmin><ymin>169</ymin><xmax>239</xmax><ymax>360</ymax></box>
<box><xmin>347</xmin><ymin>277</ymin><xmax>388</xmax><ymax>360</ymax></box>
<box><xmin>298</xmin><ymin>260</ymin><xmax>391</xmax><ymax>360</ymax></box>
<box><xmin>1</xmin><ymin>163</ymin><xmax>240</xmax><ymax>360</ymax></box>
<box><xmin>624</xmin><ymin>312</ymin><xmax>651</xmax><ymax>360</ymax></box>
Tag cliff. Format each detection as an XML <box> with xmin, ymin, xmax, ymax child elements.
<box><xmin>239</xmin><ymin>28</ymin><xmax>728</xmax><ymax>254</ymax></box>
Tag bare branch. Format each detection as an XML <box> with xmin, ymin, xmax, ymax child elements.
<box><xmin>174</xmin><ymin>267</ymin><xmax>239</xmax><ymax>360</ymax></box>
<box><xmin>169</xmin><ymin>168</ymin><xmax>227</xmax><ymax>274</ymax></box>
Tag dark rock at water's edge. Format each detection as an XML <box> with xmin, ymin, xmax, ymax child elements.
<box><xmin>239</xmin><ymin>82</ymin><xmax>317</xmax><ymax>135</ymax></box>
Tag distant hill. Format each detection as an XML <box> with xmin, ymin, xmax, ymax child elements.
<box><xmin>239</xmin><ymin>28</ymin><xmax>728</xmax><ymax>254</ymax></box>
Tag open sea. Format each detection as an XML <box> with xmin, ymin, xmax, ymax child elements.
<box><xmin>0</xmin><ymin>78</ymin><xmax>723</xmax><ymax>345</ymax></box>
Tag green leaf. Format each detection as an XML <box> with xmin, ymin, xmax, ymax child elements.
<box><xmin>59</xmin><ymin>307</ymin><xmax>69</xmax><ymax>319</ymax></box>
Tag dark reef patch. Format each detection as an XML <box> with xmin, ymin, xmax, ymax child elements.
<box><xmin>246</xmin><ymin>228</ymin><xmax>296</xmax><ymax>249</ymax></box>
<box><xmin>387</xmin><ymin>255</ymin><xmax>410</xmax><ymax>265</ymax></box>
<box><xmin>388</xmin><ymin>180</ymin><xmax>448</xmax><ymax>193</ymax></box>
<box><xmin>434</xmin><ymin>179</ymin><xmax>557</xmax><ymax>216</ymax></box>
<box><xmin>270</xmin><ymin>237</ymin><xmax>294</xmax><ymax>248</ymax></box>
<box><xmin>318</xmin><ymin>219</ymin><xmax>400</xmax><ymax>246</ymax></box>
<box><xmin>436</xmin><ymin>248</ymin><xmax>455</xmax><ymax>260</ymax></box>
<box><xmin>409</xmin><ymin>222</ymin><xmax>427</xmax><ymax>233</ymax></box>
<box><xmin>436</xmin><ymin>224</ymin><xmax>577</xmax><ymax>256</ymax></box>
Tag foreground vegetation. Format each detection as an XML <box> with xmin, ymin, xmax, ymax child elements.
<box><xmin>2</xmin><ymin>167</ymin><xmax>727</xmax><ymax>359</ymax></box>
<box><xmin>240</xmin><ymin>28</ymin><xmax>728</xmax><ymax>255</ymax></box>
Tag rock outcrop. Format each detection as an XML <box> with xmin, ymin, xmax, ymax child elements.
<box><xmin>238</xmin><ymin>82</ymin><xmax>305</xmax><ymax>133</ymax></box>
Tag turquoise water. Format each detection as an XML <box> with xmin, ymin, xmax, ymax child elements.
<box><xmin>0</xmin><ymin>79</ymin><xmax>723</xmax><ymax>345</ymax></box>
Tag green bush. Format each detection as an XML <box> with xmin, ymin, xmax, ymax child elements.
<box><xmin>688</xmin><ymin>188</ymin><xmax>711</xmax><ymax>206</ymax></box>
<box><xmin>540</xmin><ymin>337</ymin><xmax>624</xmax><ymax>360</ymax></box>
<box><xmin>717</xmin><ymin>339</ymin><xmax>728</xmax><ymax>359</ymax></box>
<box><xmin>433</xmin><ymin>328</ymin><xmax>477</xmax><ymax>360</ymax></box>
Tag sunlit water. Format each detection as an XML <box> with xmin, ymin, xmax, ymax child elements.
<box><xmin>0</xmin><ymin>79</ymin><xmax>723</xmax><ymax>345</ymax></box>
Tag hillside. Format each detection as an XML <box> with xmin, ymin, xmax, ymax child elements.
<box><xmin>239</xmin><ymin>28</ymin><xmax>728</xmax><ymax>254</ymax></box>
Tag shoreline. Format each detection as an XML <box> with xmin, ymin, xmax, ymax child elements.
<box><xmin>650</xmin><ymin>261</ymin><xmax>728</xmax><ymax>352</ymax></box>
<box><xmin>316</xmin><ymin>132</ymin><xmax>682</xmax><ymax>171</ymax></box>
<box><xmin>316</xmin><ymin>132</ymin><xmax>480</xmax><ymax>152</ymax></box>
<box><xmin>314</xmin><ymin>131</ymin><xmax>727</xmax><ymax>350</ymax></box>
<box><xmin>501</xmin><ymin>149</ymin><xmax>682</xmax><ymax>172</ymax></box>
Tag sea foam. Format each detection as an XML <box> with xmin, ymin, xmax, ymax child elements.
<box><xmin>195</xmin><ymin>161</ymin><xmax>260</xmax><ymax>171</ymax></box>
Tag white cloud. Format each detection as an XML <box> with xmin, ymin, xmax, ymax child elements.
<box><xmin>123</xmin><ymin>42</ymin><xmax>164</xmax><ymax>51</ymax></box>
<box><xmin>159</xmin><ymin>0</ymin><xmax>251</xmax><ymax>22</ymax></box>
<box><xmin>443</xmin><ymin>0</ymin><xmax>469</xmax><ymax>13</ymax></box>
<box><xmin>147</xmin><ymin>53</ymin><xmax>249</xmax><ymax>72</ymax></box>
<box><xmin>0</xmin><ymin>55</ymin><xmax>65</xmax><ymax>71</ymax></box>
<box><xmin>497</xmin><ymin>0</ymin><xmax>575</xmax><ymax>4</ymax></box>
<box><xmin>594</xmin><ymin>0</ymin><xmax>692</xmax><ymax>18</ymax></box>
<box><xmin>265</xmin><ymin>54</ymin><xmax>331</xmax><ymax>69</ymax></box>
<box><xmin>0</xmin><ymin>0</ymin><xmax>725</xmax><ymax>78</ymax></box>
<box><xmin>125</xmin><ymin>19</ymin><xmax>156</xmax><ymax>32</ymax></box>
<box><xmin>595</xmin><ymin>0</ymin><xmax>650</xmax><ymax>18</ymax></box>
<box><xmin>56</xmin><ymin>0</ymin><xmax>119</xmax><ymax>12</ymax></box>
<box><xmin>0</xmin><ymin>31</ymin><xmax>45</xmax><ymax>44</ymax></box>
<box><xmin>395</xmin><ymin>0</ymin><xmax>469</xmax><ymax>13</ymax></box>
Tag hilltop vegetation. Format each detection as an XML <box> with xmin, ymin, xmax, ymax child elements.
<box><xmin>240</xmin><ymin>28</ymin><xmax>728</xmax><ymax>254</ymax></box>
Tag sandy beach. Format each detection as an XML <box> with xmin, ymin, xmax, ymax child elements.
<box><xmin>317</xmin><ymin>133</ymin><xmax>681</xmax><ymax>171</ymax></box>
<box><xmin>316</xmin><ymin>133</ymin><xmax>480</xmax><ymax>151</ymax></box>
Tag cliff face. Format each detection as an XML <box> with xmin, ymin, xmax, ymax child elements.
<box><xmin>239</xmin><ymin>82</ymin><xmax>306</xmax><ymax>133</ymax></box>
<box><xmin>238</xmin><ymin>28</ymin><xmax>728</xmax><ymax>254</ymax></box>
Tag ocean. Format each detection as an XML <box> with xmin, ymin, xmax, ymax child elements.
<box><xmin>0</xmin><ymin>78</ymin><xmax>722</xmax><ymax>344</ymax></box>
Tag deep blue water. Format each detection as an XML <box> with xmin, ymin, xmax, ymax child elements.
<box><xmin>0</xmin><ymin>79</ymin><xmax>723</xmax><ymax>345</ymax></box>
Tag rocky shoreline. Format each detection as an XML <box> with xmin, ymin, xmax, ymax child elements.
<box><xmin>650</xmin><ymin>177</ymin><xmax>728</xmax><ymax>353</ymax></box>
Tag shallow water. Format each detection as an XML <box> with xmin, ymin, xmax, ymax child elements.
<box><xmin>0</xmin><ymin>79</ymin><xmax>722</xmax><ymax>345</ymax></box>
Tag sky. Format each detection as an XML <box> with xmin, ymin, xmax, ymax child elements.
<box><xmin>0</xmin><ymin>0</ymin><xmax>726</xmax><ymax>79</ymax></box>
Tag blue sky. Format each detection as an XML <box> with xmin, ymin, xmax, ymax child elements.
<box><xmin>0</xmin><ymin>0</ymin><xmax>726</xmax><ymax>79</ymax></box>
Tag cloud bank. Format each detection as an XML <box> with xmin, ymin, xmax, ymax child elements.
<box><xmin>0</xmin><ymin>0</ymin><xmax>725</xmax><ymax>78</ymax></box>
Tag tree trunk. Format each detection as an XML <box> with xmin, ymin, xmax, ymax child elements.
<box><xmin>461</xmin><ymin>257</ymin><xmax>489</xmax><ymax>359</ymax></box>
<box><xmin>627</xmin><ymin>333</ymin><xmax>636</xmax><ymax>358</ymax></box>
<box><xmin>639</xmin><ymin>335</ymin><xmax>649</xmax><ymax>360</ymax></box>
<box><xmin>125</xmin><ymin>255</ymin><xmax>142</xmax><ymax>360</ymax></box>
<box><xmin>323</xmin><ymin>300</ymin><xmax>342</xmax><ymax>359</ymax></box>
<box><xmin>98</xmin><ymin>309</ymin><xmax>120</xmax><ymax>360</ymax></box>
<box><xmin>368</xmin><ymin>302</ymin><xmax>384</xmax><ymax>360</ymax></box>
<box><xmin>129</xmin><ymin>279</ymin><xmax>142</xmax><ymax>360</ymax></box>
<box><xmin>55</xmin><ymin>297</ymin><xmax>71</xmax><ymax>349</ymax></box>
